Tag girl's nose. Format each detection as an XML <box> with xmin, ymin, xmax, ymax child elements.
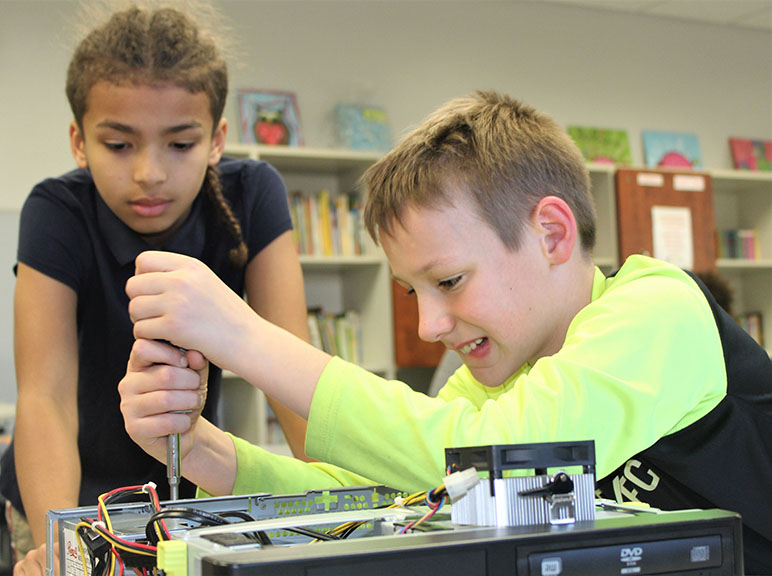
<box><xmin>133</xmin><ymin>147</ymin><xmax>167</xmax><ymax>187</ymax></box>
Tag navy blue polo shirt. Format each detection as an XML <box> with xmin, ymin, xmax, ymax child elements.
<box><xmin>0</xmin><ymin>157</ymin><xmax>292</xmax><ymax>509</ymax></box>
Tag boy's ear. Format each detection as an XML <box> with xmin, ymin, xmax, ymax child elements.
<box><xmin>532</xmin><ymin>196</ymin><xmax>577</xmax><ymax>265</ymax></box>
<box><xmin>69</xmin><ymin>121</ymin><xmax>89</xmax><ymax>169</ymax></box>
<box><xmin>208</xmin><ymin>118</ymin><xmax>228</xmax><ymax>166</ymax></box>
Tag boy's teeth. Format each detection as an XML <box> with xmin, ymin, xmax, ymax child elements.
<box><xmin>461</xmin><ymin>338</ymin><xmax>485</xmax><ymax>355</ymax></box>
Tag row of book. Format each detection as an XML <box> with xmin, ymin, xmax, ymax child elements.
<box><xmin>716</xmin><ymin>229</ymin><xmax>761</xmax><ymax>260</ymax></box>
<box><xmin>289</xmin><ymin>190</ymin><xmax>368</xmax><ymax>257</ymax></box>
<box><xmin>307</xmin><ymin>308</ymin><xmax>363</xmax><ymax>364</ymax></box>
<box><xmin>737</xmin><ymin>312</ymin><xmax>764</xmax><ymax>347</ymax></box>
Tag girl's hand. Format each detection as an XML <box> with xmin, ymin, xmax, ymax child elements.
<box><xmin>126</xmin><ymin>251</ymin><xmax>254</xmax><ymax>370</ymax></box>
<box><xmin>118</xmin><ymin>338</ymin><xmax>208</xmax><ymax>463</ymax></box>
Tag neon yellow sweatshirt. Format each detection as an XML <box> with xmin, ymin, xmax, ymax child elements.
<box><xmin>229</xmin><ymin>255</ymin><xmax>726</xmax><ymax>496</ymax></box>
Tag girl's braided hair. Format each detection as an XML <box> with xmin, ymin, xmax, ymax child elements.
<box><xmin>204</xmin><ymin>166</ymin><xmax>248</xmax><ymax>268</ymax></box>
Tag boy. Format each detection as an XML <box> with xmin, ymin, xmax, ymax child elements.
<box><xmin>115</xmin><ymin>91</ymin><xmax>770</xmax><ymax>573</ymax></box>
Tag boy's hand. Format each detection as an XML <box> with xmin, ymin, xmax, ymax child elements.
<box><xmin>119</xmin><ymin>339</ymin><xmax>208</xmax><ymax>464</ymax></box>
<box><xmin>127</xmin><ymin>251</ymin><xmax>253</xmax><ymax>370</ymax></box>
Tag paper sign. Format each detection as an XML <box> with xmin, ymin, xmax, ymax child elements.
<box><xmin>637</xmin><ymin>172</ymin><xmax>665</xmax><ymax>187</ymax></box>
<box><xmin>673</xmin><ymin>174</ymin><xmax>706</xmax><ymax>192</ymax></box>
<box><xmin>651</xmin><ymin>205</ymin><xmax>694</xmax><ymax>270</ymax></box>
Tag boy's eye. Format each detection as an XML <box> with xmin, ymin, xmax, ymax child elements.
<box><xmin>439</xmin><ymin>275</ymin><xmax>462</xmax><ymax>290</ymax></box>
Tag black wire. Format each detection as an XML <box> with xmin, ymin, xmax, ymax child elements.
<box><xmin>146</xmin><ymin>508</ymin><xmax>230</xmax><ymax>544</ymax></box>
<box><xmin>284</xmin><ymin>526</ymin><xmax>340</xmax><ymax>541</ymax></box>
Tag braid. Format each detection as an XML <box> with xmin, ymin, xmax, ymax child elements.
<box><xmin>204</xmin><ymin>166</ymin><xmax>248</xmax><ymax>268</ymax></box>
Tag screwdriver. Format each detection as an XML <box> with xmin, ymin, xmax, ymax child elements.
<box><xmin>162</xmin><ymin>342</ymin><xmax>189</xmax><ymax>501</ymax></box>
<box><xmin>167</xmin><ymin>431</ymin><xmax>181</xmax><ymax>500</ymax></box>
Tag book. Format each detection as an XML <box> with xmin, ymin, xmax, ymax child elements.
<box><xmin>729</xmin><ymin>138</ymin><xmax>772</xmax><ymax>171</ymax></box>
<box><xmin>642</xmin><ymin>131</ymin><xmax>702</xmax><ymax>169</ymax></box>
<box><xmin>737</xmin><ymin>312</ymin><xmax>764</xmax><ymax>347</ymax></box>
<box><xmin>566</xmin><ymin>126</ymin><xmax>632</xmax><ymax>165</ymax></box>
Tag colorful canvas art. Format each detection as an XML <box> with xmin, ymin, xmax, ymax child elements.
<box><xmin>642</xmin><ymin>131</ymin><xmax>702</xmax><ymax>169</ymax></box>
<box><xmin>729</xmin><ymin>138</ymin><xmax>772</xmax><ymax>171</ymax></box>
<box><xmin>567</xmin><ymin>126</ymin><xmax>632</xmax><ymax>165</ymax></box>
<box><xmin>238</xmin><ymin>90</ymin><xmax>303</xmax><ymax>146</ymax></box>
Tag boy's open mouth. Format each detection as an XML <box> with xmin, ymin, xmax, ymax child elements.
<box><xmin>460</xmin><ymin>337</ymin><xmax>487</xmax><ymax>355</ymax></box>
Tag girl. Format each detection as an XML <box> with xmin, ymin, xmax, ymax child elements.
<box><xmin>0</xmin><ymin>3</ymin><xmax>310</xmax><ymax>561</ymax></box>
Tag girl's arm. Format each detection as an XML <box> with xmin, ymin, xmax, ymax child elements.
<box><xmin>243</xmin><ymin>230</ymin><xmax>312</xmax><ymax>461</ymax></box>
<box><xmin>14</xmin><ymin>264</ymin><xmax>81</xmax><ymax>546</ymax></box>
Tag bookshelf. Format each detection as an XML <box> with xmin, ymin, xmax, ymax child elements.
<box><xmin>219</xmin><ymin>144</ymin><xmax>395</xmax><ymax>449</ymax></box>
<box><xmin>709</xmin><ymin>169</ymin><xmax>772</xmax><ymax>354</ymax></box>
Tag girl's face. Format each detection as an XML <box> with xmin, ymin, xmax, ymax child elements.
<box><xmin>70</xmin><ymin>81</ymin><xmax>226</xmax><ymax>239</ymax></box>
<box><xmin>380</xmin><ymin>191</ymin><xmax>565</xmax><ymax>388</ymax></box>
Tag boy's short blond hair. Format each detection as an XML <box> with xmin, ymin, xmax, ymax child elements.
<box><xmin>363</xmin><ymin>91</ymin><xmax>596</xmax><ymax>254</ymax></box>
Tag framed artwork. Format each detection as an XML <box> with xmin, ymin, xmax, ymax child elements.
<box><xmin>238</xmin><ymin>90</ymin><xmax>303</xmax><ymax>146</ymax></box>
<box><xmin>566</xmin><ymin>125</ymin><xmax>632</xmax><ymax>165</ymax></box>
<box><xmin>729</xmin><ymin>138</ymin><xmax>772</xmax><ymax>171</ymax></box>
<box><xmin>642</xmin><ymin>131</ymin><xmax>702</xmax><ymax>169</ymax></box>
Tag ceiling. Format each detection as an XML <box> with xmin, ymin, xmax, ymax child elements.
<box><xmin>546</xmin><ymin>0</ymin><xmax>772</xmax><ymax>32</ymax></box>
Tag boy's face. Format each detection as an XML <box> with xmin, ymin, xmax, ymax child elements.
<box><xmin>70</xmin><ymin>81</ymin><xmax>226</xmax><ymax>237</ymax></box>
<box><xmin>381</xmin><ymin>191</ymin><xmax>563</xmax><ymax>388</ymax></box>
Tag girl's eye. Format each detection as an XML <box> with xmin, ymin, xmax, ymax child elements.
<box><xmin>105</xmin><ymin>142</ymin><xmax>129</xmax><ymax>152</ymax></box>
<box><xmin>171</xmin><ymin>141</ymin><xmax>195</xmax><ymax>151</ymax></box>
<box><xmin>439</xmin><ymin>276</ymin><xmax>462</xmax><ymax>290</ymax></box>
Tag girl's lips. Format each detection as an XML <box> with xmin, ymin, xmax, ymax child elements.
<box><xmin>130</xmin><ymin>199</ymin><xmax>170</xmax><ymax>217</ymax></box>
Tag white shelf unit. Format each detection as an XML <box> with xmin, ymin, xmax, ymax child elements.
<box><xmin>587</xmin><ymin>162</ymin><xmax>620</xmax><ymax>272</ymax></box>
<box><xmin>219</xmin><ymin>144</ymin><xmax>395</xmax><ymax>449</ymax></box>
<box><xmin>710</xmin><ymin>169</ymin><xmax>772</xmax><ymax>354</ymax></box>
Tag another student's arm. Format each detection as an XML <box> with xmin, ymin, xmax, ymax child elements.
<box><xmin>119</xmin><ymin>339</ymin><xmax>238</xmax><ymax>496</ymax></box>
<box><xmin>14</xmin><ymin>264</ymin><xmax>81</xmax><ymax>546</ymax></box>
<box><xmin>243</xmin><ymin>230</ymin><xmax>312</xmax><ymax>461</ymax></box>
<box><xmin>127</xmin><ymin>251</ymin><xmax>328</xmax><ymax>420</ymax></box>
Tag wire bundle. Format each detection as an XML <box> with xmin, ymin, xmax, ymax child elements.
<box><xmin>75</xmin><ymin>484</ymin><xmax>164</xmax><ymax>576</ymax></box>
<box><xmin>75</xmin><ymin>484</ymin><xmax>268</xmax><ymax>576</ymax></box>
<box><xmin>396</xmin><ymin>484</ymin><xmax>447</xmax><ymax>535</ymax></box>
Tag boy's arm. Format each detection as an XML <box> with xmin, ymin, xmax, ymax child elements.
<box><xmin>14</xmin><ymin>264</ymin><xmax>81</xmax><ymax>545</ymax></box>
<box><xmin>243</xmin><ymin>230</ymin><xmax>312</xmax><ymax>461</ymax></box>
<box><xmin>119</xmin><ymin>339</ymin><xmax>239</xmax><ymax>496</ymax></box>
<box><xmin>127</xmin><ymin>251</ymin><xmax>328</xmax><ymax>420</ymax></box>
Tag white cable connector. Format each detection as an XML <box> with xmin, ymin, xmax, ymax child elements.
<box><xmin>443</xmin><ymin>467</ymin><xmax>480</xmax><ymax>502</ymax></box>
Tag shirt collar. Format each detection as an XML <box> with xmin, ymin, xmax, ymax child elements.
<box><xmin>96</xmin><ymin>192</ymin><xmax>207</xmax><ymax>267</ymax></box>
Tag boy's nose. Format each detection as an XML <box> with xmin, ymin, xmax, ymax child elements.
<box><xmin>416</xmin><ymin>297</ymin><xmax>453</xmax><ymax>344</ymax></box>
<box><xmin>133</xmin><ymin>148</ymin><xmax>167</xmax><ymax>186</ymax></box>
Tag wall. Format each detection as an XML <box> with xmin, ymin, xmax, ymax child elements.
<box><xmin>0</xmin><ymin>0</ymin><xmax>770</xmax><ymax>401</ymax></box>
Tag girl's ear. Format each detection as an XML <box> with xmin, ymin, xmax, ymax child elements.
<box><xmin>208</xmin><ymin>118</ymin><xmax>228</xmax><ymax>166</ymax></box>
<box><xmin>70</xmin><ymin>121</ymin><xmax>89</xmax><ymax>169</ymax></box>
<box><xmin>532</xmin><ymin>195</ymin><xmax>577</xmax><ymax>265</ymax></box>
